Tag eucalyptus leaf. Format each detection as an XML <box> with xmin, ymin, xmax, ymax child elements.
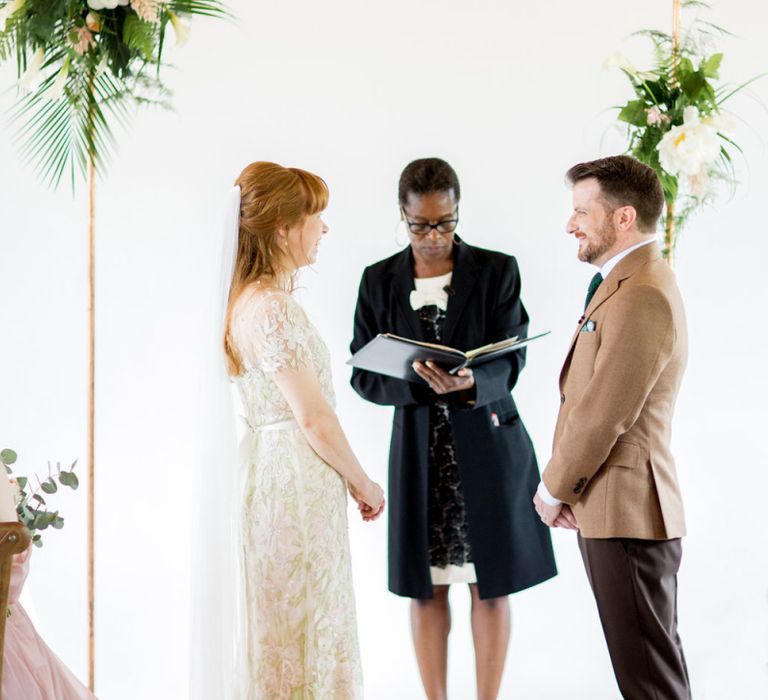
<box><xmin>41</xmin><ymin>478</ymin><xmax>57</xmax><ymax>494</ymax></box>
<box><xmin>1</xmin><ymin>449</ymin><xmax>18</xmax><ymax>465</ymax></box>
<box><xmin>59</xmin><ymin>471</ymin><xmax>79</xmax><ymax>489</ymax></box>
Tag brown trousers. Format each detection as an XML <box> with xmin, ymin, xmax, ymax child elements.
<box><xmin>578</xmin><ymin>534</ymin><xmax>692</xmax><ymax>699</ymax></box>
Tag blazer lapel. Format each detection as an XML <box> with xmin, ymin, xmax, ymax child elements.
<box><xmin>389</xmin><ymin>248</ymin><xmax>425</xmax><ymax>341</ymax></box>
<box><xmin>558</xmin><ymin>243</ymin><xmax>661</xmax><ymax>386</ymax></box>
<box><xmin>442</xmin><ymin>243</ymin><xmax>479</xmax><ymax>346</ymax></box>
<box><xmin>558</xmin><ymin>274</ymin><xmax>621</xmax><ymax>387</ymax></box>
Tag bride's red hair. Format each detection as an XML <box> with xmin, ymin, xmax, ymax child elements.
<box><xmin>223</xmin><ymin>161</ymin><xmax>328</xmax><ymax>376</ymax></box>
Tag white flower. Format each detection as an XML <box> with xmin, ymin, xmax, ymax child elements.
<box><xmin>657</xmin><ymin>106</ymin><xmax>721</xmax><ymax>177</ymax></box>
<box><xmin>41</xmin><ymin>57</ymin><xmax>70</xmax><ymax>102</ymax></box>
<box><xmin>86</xmin><ymin>0</ymin><xmax>129</xmax><ymax>9</ymax></box>
<box><xmin>701</xmin><ymin>110</ymin><xmax>737</xmax><ymax>138</ymax></box>
<box><xmin>603</xmin><ymin>51</ymin><xmax>635</xmax><ymax>73</ymax></box>
<box><xmin>95</xmin><ymin>52</ymin><xmax>109</xmax><ymax>79</ymax></box>
<box><xmin>0</xmin><ymin>0</ymin><xmax>26</xmax><ymax>33</ymax></box>
<box><xmin>168</xmin><ymin>10</ymin><xmax>190</xmax><ymax>46</ymax></box>
<box><xmin>682</xmin><ymin>105</ymin><xmax>700</xmax><ymax>126</ymax></box>
<box><xmin>19</xmin><ymin>47</ymin><xmax>45</xmax><ymax>91</ymax></box>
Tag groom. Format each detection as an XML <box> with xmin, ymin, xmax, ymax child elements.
<box><xmin>534</xmin><ymin>155</ymin><xmax>692</xmax><ymax>698</ymax></box>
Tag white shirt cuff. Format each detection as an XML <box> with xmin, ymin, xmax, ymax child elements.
<box><xmin>537</xmin><ymin>480</ymin><xmax>562</xmax><ymax>506</ymax></box>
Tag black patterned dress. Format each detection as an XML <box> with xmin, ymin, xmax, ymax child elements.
<box><xmin>415</xmin><ymin>285</ymin><xmax>476</xmax><ymax>584</ymax></box>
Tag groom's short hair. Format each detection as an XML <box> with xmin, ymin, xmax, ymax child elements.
<box><xmin>566</xmin><ymin>155</ymin><xmax>664</xmax><ymax>233</ymax></box>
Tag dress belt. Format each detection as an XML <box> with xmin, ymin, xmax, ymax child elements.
<box><xmin>247</xmin><ymin>418</ymin><xmax>299</xmax><ymax>432</ymax></box>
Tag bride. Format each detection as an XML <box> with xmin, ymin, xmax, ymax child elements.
<box><xmin>211</xmin><ymin>161</ymin><xmax>385</xmax><ymax>699</ymax></box>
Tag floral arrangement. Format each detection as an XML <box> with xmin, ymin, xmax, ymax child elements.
<box><xmin>0</xmin><ymin>0</ymin><xmax>227</xmax><ymax>187</ymax></box>
<box><xmin>608</xmin><ymin>2</ymin><xmax>762</xmax><ymax>259</ymax></box>
<box><xmin>1</xmin><ymin>448</ymin><xmax>79</xmax><ymax>548</ymax></box>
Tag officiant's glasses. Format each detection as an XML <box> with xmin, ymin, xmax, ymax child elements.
<box><xmin>401</xmin><ymin>208</ymin><xmax>459</xmax><ymax>236</ymax></box>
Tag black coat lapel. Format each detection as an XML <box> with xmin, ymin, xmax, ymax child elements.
<box><xmin>442</xmin><ymin>243</ymin><xmax>479</xmax><ymax>346</ymax></box>
<box><xmin>389</xmin><ymin>247</ymin><xmax>425</xmax><ymax>341</ymax></box>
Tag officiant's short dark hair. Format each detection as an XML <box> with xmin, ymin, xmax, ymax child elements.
<box><xmin>399</xmin><ymin>158</ymin><xmax>461</xmax><ymax>205</ymax></box>
<box><xmin>566</xmin><ymin>155</ymin><xmax>664</xmax><ymax>233</ymax></box>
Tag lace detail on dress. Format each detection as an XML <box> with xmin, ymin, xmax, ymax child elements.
<box><xmin>231</xmin><ymin>288</ymin><xmax>336</xmax><ymax>429</ymax></box>
<box><xmin>232</xmin><ymin>288</ymin><xmax>312</xmax><ymax>374</ymax></box>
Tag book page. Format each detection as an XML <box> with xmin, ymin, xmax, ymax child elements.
<box><xmin>381</xmin><ymin>333</ymin><xmax>467</xmax><ymax>359</ymax></box>
<box><xmin>464</xmin><ymin>336</ymin><xmax>519</xmax><ymax>361</ymax></box>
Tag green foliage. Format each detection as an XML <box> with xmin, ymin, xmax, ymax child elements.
<box><xmin>123</xmin><ymin>15</ymin><xmax>155</xmax><ymax>61</ymax></box>
<box><xmin>2</xmin><ymin>449</ymin><xmax>80</xmax><ymax>547</ymax></box>
<box><xmin>0</xmin><ymin>0</ymin><xmax>229</xmax><ymax>189</ymax></box>
<box><xmin>610</xmin><ymin>3</ymin><xmax>761</xmax><ymax>241</ymax></box>
<box><xmin>618</xmin><ymin>99</ymin><xmax>648</xmax><ymax>127</ymax></box>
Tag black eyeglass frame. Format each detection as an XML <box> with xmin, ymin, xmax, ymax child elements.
<box><xmin>400</xmin><ymin>206</ymin><xmax>460</xmax><ymax>236</ymax></box>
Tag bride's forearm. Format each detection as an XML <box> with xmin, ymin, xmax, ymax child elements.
<box><xmin>296</xmin><ymin>407</ymin><xmax>369</xmax><ymax>490</ymax></box>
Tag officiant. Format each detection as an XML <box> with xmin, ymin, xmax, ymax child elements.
<box><xmin>350</xmin><ymin>158</ymin><xmax>557</xmax><ymax>700</ymax></box>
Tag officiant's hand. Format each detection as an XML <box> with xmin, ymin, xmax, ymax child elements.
<box><xmin>412</xmin><ymin>361</ymin><xmax>474</xmax><ymax>395</ymax></box>
<box><xmin>349</xmin><ymin>479</ymin><xmax>385</xmax><ymax>522</ymax></box>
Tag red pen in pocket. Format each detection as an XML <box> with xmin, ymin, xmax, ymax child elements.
<box><xmin>490</xmin><ymin>412</ymin><xmax>500</xmax><ymax>427</ymax></box>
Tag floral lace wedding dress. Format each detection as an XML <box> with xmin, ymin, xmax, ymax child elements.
<box><xmin>231</xmin><ymin>287</ymin><xmax>362</xmax><ymax>700</ymax></box>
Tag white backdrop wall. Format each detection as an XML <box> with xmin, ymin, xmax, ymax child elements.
<box><xmin>1</xmin><ymin>1</ymin><xmax>767</xmax><ymax>698</ymax></box>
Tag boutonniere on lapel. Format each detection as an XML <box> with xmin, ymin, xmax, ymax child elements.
<box><xmin>580</xmin><ymin>320</ymin><xmax>597</xmax><ymax>333</ymax></box>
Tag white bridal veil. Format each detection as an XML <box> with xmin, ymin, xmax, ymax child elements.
<box><xmin>190</xmin><ymin>186</ymin><xmax>247</xmax><ymax>699</ymax></box>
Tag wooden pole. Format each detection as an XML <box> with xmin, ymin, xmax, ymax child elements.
<box><xmin>663</xmin><ymin>199</ymin><xmax>675</xmax><ymax>265</ymax></box>
<box><xmin>87</xmin><ymin>155</ymin><xmax>95</xmax><ymax>692</ymax></box>
<box><xmin>672</xmin><ymin>0</ymin><xmax>682</xmax><ymax>49</ymax></box>
<box><xmin>670</xmin><ymin>0</ymin><xmax>682</xmax><ymax>89</ymax></box>
<box><xmin>665</xmin><ymin>0</ymin><xmax>683</xmax><ymax>266</ymax></box>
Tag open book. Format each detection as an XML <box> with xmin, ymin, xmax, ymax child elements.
<box><xmin>347</xmin><ymin>331</ymin><xmax>550</xmax><ymax>383</ymax></box>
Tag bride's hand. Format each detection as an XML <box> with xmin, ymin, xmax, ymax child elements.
<box><xmin>349</xmin><ymin>479</ymin><xmax>385</xmax><ymax>522</ymax></box>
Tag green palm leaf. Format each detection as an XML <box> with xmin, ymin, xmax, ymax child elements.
<box><xmin>2</xmin><ymin>0</ymin><xmax>229</xmax><ymax>190</ymax></box>
<box><xmin>166</xmin><ymin>1</ymin><xmax>232</xmax><ymax>18</ymax></box>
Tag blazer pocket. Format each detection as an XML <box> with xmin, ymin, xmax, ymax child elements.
<box><xmin>497</xmin><ymin>411</ymin><xmax>520</xmax><ymax>427</ymax></box>
<box><xmin>575</xmin><ymin>332</ymin><xmax>599</xmax><ymax>348</ymax></box>
<box><xmin>604</xmin><ymin>440</ymin><xmax>643</xmax><ymax>469</ymax></box>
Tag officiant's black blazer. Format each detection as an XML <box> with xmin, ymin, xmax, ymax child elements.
<box><xmin>350</xmin><ymin>242</ymin><xmax>557</xmax><ymax>599</ymax></box>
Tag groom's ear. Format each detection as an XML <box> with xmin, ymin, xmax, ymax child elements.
<box><xmin>614</xmin><ymin>205</ymin><xmax>637</xmax><ymax>232</ymax></box>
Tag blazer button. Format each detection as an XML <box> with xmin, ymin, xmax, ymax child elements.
<box><xmin>560</xmin><ymin>393</ymin><xmax>565</xmax><ymax>404</ymax></box>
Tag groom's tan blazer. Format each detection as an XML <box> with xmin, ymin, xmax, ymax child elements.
<box><xmin>542</xmin><ymin>243</ymin><xmax>687</xmax><ymax>539</ymax></box>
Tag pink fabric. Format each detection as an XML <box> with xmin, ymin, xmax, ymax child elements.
<box><xmin>3</xmin><ymin>548</ymin><xmax>96</xmax><ymax>700</ymax></box>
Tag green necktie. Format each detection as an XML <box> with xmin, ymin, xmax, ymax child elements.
<box><xmin>584</xmin><ymin>272</ymin><xmax>603</xmax><ymax>310</ymax></box>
